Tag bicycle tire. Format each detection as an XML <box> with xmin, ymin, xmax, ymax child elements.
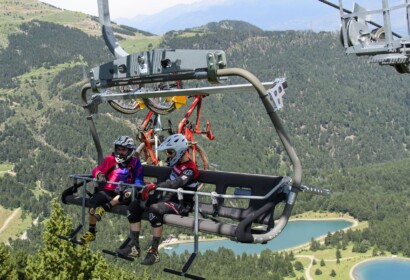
<box><xmin>143</xmin><ymin>98</ymin><xmax>176</xmax><ymax>115</ymax></box>
<box><xmin>189</xmin><ymin>143</ymin><xmax>208</xmax><ymax>170</ymax></box>
<box><xmin>108</xmin><ymin>99</ymin><xmax>141</xmax><ymax>114</ymax></box>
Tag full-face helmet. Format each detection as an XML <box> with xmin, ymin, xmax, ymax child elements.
<box><xmin>157</xmin><ymin>134</ymin><xmax>188</xmax><ymax>166</ymax></box>
<box><xmin>113</xmin><ymin>136</ymin><xmax>136</xmax><ymax>164</ymax></box>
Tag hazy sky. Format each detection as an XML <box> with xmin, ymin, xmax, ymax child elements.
<box><xmin>40</xmin><ymin>0</ymin><xmax>404</xmax><ymax>33</ymax></box>
<box><xmin>41</xmin><ymin>0</ymin><xmax>205</xmax><ymax>18</ymax></box>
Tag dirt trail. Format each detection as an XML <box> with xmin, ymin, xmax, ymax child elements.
<box><xmin>0</xmin><ymin>208</ymin><xmax>20</xmax><ymax>233</ymax></box>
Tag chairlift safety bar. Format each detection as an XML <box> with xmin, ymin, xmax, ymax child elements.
<box><xmin>69</xmin><ymin>174</ymin><xmax>293</xmax><ymax>202</ymax></box>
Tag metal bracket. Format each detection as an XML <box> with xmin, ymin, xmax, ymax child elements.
<box><xmin>90</xmin><ymin>49</ymin><xmax>227</xmax><ymax>91</ymax></box>
<box><xmin>266</xmin><ymin>77</ymin><xmax>287</xmax><ymax>111</ymax></box>
<box><xmin>207</xmin><ymin>51</ymin><xmax>227</xmax><ymax>83</ymax></box>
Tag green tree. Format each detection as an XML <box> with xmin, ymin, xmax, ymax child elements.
<box><xmin>320</xmin><ymin>259</ymin><xmax>325</xmax><ymax>266</ymax></box>
<box><xmin>330</xmin><ymin>269</ymin><xmax>337</xmax><ymax>277</ymax></box>
<box><xmin>0</xmin><ymin>243</ymin><xmax>18</xmax><ymax>279</ymax></box>
<box><xmin>25</xmin><ymin>199</ymin><xmax>104</xmax><ymax>279</ymax></box>
<box><xmin>336</xmin><ymin>249</ymin><xmax>342</xmax><ymax>259</ymax></box>
<box><xmin>315</xmin><ymin>268</ymin><xmax>322</xmax><ymax>275</ymax></box>
<box><xmin>294</xmin><ymin>260</ymin><xmax>304</xmax><ymax>271</ymax></box>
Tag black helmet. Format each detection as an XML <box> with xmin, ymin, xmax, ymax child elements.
<box><xmin>113</xmin><ymin>136</ymin><xmax>136</xmax><ymax>163</ymax></box>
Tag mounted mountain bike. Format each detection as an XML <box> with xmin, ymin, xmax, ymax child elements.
<box><xmin>134</xmin><ymin>95</ymin><xmax>211</xmax><ymax>170</ymax></box>
<box><xmin>177</xmin><ymin>94</ymin><xmax>214</xmax><ymax>170</ymax></box>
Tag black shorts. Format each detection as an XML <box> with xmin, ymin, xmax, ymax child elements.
<box><xmin>88</xmin><ymin>189</ymin><xmax>116</xmax><ymax>208</ymax></box>
<box><xmin>155</xmin><ymin>201</ymin><xmax>185</xmax><ymax>216</ymax></box>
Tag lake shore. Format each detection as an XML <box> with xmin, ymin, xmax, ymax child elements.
<box><xmin>349</xmin><ymin>256</ymin><xmax>410</xmax><ymax>280</ymax></box>
<box><xmin>159</xmin><ymin>215</ymin><xmax>359</xmax><ymax>251</ymax></box>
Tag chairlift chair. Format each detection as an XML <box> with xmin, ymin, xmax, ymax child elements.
<box><xmin>60</xmin><ymin>1</ymin><xmax>330</xmax><ymax>279</ymax></box>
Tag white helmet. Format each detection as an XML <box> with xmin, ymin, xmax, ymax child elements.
<box><xmin>157</xmin><ymin>134</ymin><xmax>188</xmax><ymax>166</ymax></box>
<box><xmin>113</xmin><ymin>136</ymin><xmax>136</xmax><ymax>164</ymax></box>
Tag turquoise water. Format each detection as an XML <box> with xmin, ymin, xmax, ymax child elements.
<box><xmin>353</xmin><ymin>259</ymin><xmax>410</xmax><ymax>280</ymax></box>
<box><xmin>162</xmin><ymin>220</ymin><xmax>352</xmax><ymax>255</ymax></box>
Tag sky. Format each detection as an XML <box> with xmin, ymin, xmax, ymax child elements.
<box><xmin>39</xmin><ymin>0</ymin><xmax>406</xmax><ymax>34</ymax></box>
<box><xmin>41</xmin><ymin>0</ymin><xmax>205</xmax><ymax>18</ymax></box>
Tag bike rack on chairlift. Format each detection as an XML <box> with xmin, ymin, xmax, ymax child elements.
<box><xmin>60</xmin><ymin>1</ymin><xmax>330</xmax><ymax>279</ymax></box>
<box><xmin>319</xmin><ymin>0</ymin><xmax>410</xmax><ymax>73</ymax></box>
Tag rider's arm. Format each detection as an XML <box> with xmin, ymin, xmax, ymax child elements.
<box><xmin>92</xmin><ymin>155</ymin><xmax>113</xmax><ymax>178</ymax></box>
<box><xmin>157</xmin><ymin>169</ymin><xmax>195</xmax><ymax>190</ymax></box>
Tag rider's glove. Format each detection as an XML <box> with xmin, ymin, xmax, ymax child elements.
<box><xmin>141</xmin><ymin>183</ymin><xmax>157</xmax><ymax>201</ymax></box>
<box><xmin>119</xmin><ymin>187</ymin><xmax>133</xmax><ymax>201</ymax></box>
<box><xmin>96</xmin><ymin>173</ymin><xmax>107</xmax><ymax>186</ymax></box>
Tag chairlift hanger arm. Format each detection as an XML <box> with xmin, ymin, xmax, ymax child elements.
<box><xmin>97</xmin><ymin>0</ymin><xmax>128</xmax><ymax>58</ymax></box>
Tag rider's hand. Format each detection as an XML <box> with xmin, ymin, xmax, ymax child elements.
<box><xmin>119</xmin><ymin>187</ymin><xmax>133</xmax><ymax>201</ymax></box>
<box><xmin>96</xmin><ymin>173</ymin><xmax>107</xmax><ymax>185</ymax></box>
<box><xmin>141</xmin><ymin>183</ymin><xmax>157</xmax><ymax>201</ymax></box>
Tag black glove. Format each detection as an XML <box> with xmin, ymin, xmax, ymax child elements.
<box><xmin>119</xmin><ymin>187</ymin><xmax>133</xmax><ymax>202</ymax></box>
<box><xmin>96</xmin><ymin>173</ymin><xmax>107</xmax><ymax>186</ymax></box>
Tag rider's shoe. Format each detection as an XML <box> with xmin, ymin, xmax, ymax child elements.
<box><xmin>79</xmin><ymin>231</ymin><xmax>95</xmax><ymax>244</ymax></box>
<box><xmin>116</xmin><ymin>239</ymin><xmax>140</xmax><ymax>257</ymax></box>
<box><xmin>140</xmin><ymin>247</ymin><xmax>160</xmax><ymax>265</ymax></box>
<box><xmin>94</xmin><ymin>207</ymin><xmax>106</xmax><ymax>221</ymax></box>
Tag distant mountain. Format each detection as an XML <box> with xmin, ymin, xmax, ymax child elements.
<box><xmin>114</xmin><ymin>0</ymin><xmax>336</xmax><ymax>34</ymax></box>
<box><xmin>180</xmin><ymin>20</ymin><xmax>263</xmax><ymax>34</ymax></box>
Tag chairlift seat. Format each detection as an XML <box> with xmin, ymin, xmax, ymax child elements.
<box><xmin>62</xmin><ymin>165</ymin><xmax>288</xmax><ymax>243</ymax></box>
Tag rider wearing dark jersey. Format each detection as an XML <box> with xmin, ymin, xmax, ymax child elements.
<box><xmin>116</xmin><ymin>134</ymin><xmax>199</xmax><ymax>265</ymax></box>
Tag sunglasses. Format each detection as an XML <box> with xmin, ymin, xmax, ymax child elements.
<box><xmin>166</xmin><ymin>149</ymin><xmax>176</xmax><ymax>155</ymax></box>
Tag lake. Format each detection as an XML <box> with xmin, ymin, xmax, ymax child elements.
<box><xmin>162</xmin><ymin>219</ymin><xmax>352</xmax><ymax>255</ymax></box>
<box><xmin>353</xmin><ymin>258</ymin><xmax>410</xmax><ymax>280</ymax></box>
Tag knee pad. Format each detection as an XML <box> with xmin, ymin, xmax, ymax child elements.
<box><xmin>127</xmin><ymin>201</ymin><xmax>143</xmax><ymax>223</ymax></box>
<box><xmin>148</xmin><ymin>212</ymin><xmax>163</xmax><ymax>228</ymax></box>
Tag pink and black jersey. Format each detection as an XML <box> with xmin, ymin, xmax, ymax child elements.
<box><xmin>92</xmin><ymin>154</ymin><xmax>144</xmax><ymax>191</ymax></box>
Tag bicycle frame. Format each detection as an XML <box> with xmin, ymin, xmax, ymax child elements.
<box><xmin>177</xmin><ymin>95</ymin><xmax>214</xmax><ymax>168</ymax></box>
<box><xmin>136</xmin><ymin>110</ymin><xmax>158</xmax><ymax>164</ymax></box>
<box><xmin>134</xmin><ymin>94</ymin><xmax>213</xmax><ymax>169</ymax></box>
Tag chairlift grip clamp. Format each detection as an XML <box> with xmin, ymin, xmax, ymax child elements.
<box><xmin>177</xmin><ymin>188</ymin><xmax>184</xmax><ymax>201</ymax></box>
<box><xmin>207</xmin><ymin>52</ymin><xmax>227</xmax><ymax>84</ymax></box>
<box><xmin>211</xmin><ymin>191</ymin><xmax>219</xmax><ymax>217</ymax></box>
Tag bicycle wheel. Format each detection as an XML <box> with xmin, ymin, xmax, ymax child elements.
<box><xmin>108</xmin><ymin>99</ymin><xmax>142</xmax><ymax>114</ymax></box>
<box><xmin>143</xmin><ymin>97</ymin><xmax>176</xmax><ymax>115</ymax></box>
<box><xmin>106</xmin><ymin>86</ymin><xmax>142</xmax><ymax>114</ymax></box>
<box><xmin>189</xmin><ymin>143</ymin><xmax>208</xmax><ymax>170</ymax></box>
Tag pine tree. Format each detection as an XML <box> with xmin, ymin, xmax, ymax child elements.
<box><xmin>0</xmin><ymin>243</ymin><xmax>18</xmax><ymax>279</ymax></box>
<box><xmin>24</xmin><ymin>199</ymin><xmax>104</xmax><ymax>279</ymax></box>
<box><xmin>320</xmin><ymin>259</ymin><xmax>325</xmax><ymax>266</ymax></box>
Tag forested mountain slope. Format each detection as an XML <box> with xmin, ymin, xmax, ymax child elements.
<box><xmin>0</xmin><ymin>3</ymin><xmax>409</xmax><ymax>279</ymax></box>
